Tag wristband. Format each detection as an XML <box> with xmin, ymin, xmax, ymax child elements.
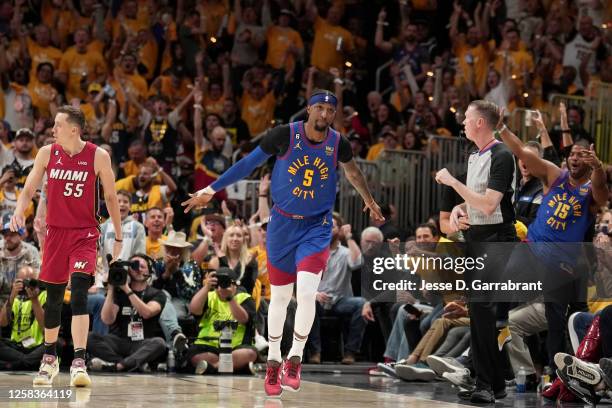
<box><xmin>193</xmin><ymin>104</ymin><xmax>203</xmax><ymax>110</ymax></box>
<box><xmin>258</xmin><ymin>194</ymin><xmax>268</xmax><ymax>197</ymax></box>
<box><xmin>115</xmin><ymin>238</ymin><xmax>123</xmax><ymax>242</ymax></box>
<box><xmin>126</xmin><ymin>291</ymin><xmax>134</xmax><ymax>297</ymax></box>
<box><xmin>333</xmin><ymin>78</ymin><xmax>343</xmax><ymax>85</ymax></box>
<box><xmin>197</xmin><ymin>185</ymin><xmax>216</xmax><ymax>196</ymax></box>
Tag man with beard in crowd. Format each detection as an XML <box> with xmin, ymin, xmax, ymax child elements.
<box><xmin>115</xmin><ymin>158</ymin><xmax>177</xmax><ymax>223</ymax></box>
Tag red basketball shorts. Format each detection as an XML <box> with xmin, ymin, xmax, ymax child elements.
<box><xmin>40</xmin><ymin>226</ymin><xmax>99</xmax><ymax>284</ymax></box>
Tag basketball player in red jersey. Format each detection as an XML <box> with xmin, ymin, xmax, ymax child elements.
<box><xmin>10</xmin><ymin>106</ymin><xmax>123</xmax><ymax>388</ymax></box>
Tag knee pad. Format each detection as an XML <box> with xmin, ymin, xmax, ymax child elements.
<box><xmin>70</xmin><ymin>273</ymin><xmax>92</xmax><ymax>316</ymax></box>
<box><xmin>44</xmin><ymin>282</ymin><xmax>66</xmax><ymax>329</ymax></box>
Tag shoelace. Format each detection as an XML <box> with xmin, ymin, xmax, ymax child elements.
<box><xmin>266</xmin><ymin>366</ymin><xmax>279</xmax><ymax>384</ymax></box>
<box><xmin>288</xmin><ymin>361</ymin><xmax>298</xmax><ymax>378</ymax></box>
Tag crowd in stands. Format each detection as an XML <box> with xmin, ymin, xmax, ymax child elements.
<box><xmin>0</xmin><ymin>0</ymin><xmax>611</xmax><ymax>403</ymax></box>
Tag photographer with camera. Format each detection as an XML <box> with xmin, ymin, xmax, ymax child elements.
<box><xmin>0</xmin><ymin>266</ymin><xmax>46</xmax><ymax>370</ymax></box>
<box><xmin>87</xmin><ymin>254</ymin><xmax>167</xmax><ymax>372</ymax></box>
<box><xmin>186</xmin><ymin>267</ymin><xmax>257</xmax><ymax>374</ymax></box>
<box><xmin>0</xmin><ymin>215</ymin><xmax>41</xmax><ymax>304</ymax></box>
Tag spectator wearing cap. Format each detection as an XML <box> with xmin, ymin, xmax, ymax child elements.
<box><xmin>187</xmin><ymin>266</ymin><xmax>257</xmax><ymax>375</ymax></box>
<box><xmin>347</xmin><ymin>133</ymin><xmax>364</xmax><ymax>159</ymax></box>
<box><xmin>152</xmin><ymin>231</ymin><xmax>203</xmax><ymax>320</ymax></box>
<box><xmin>57</xmin><ymin>27</ymin><xmax>107</xmax><ymax>102</ymax></box>
<box><xmin>0</xmin><ymin>164</ymin><xmax>34</xmax><ymax>221</ymax></box>
<box><xmin>0</xmin><ymin>215</ymin><xmax>41</xmax><ymax>304</ymax></box>
<box><xmin>7</xmin><ymin>129</ymin><xmax>36</xmax><ymax>188</ymax></box>
<box><xmin>27</xmin><ymin>62</ymin><xmax>59</xmax><ymax>120</ymax></box>
<box><xmin>78</xmin><ymin>82</ymin><xmax>106</xmax><ymax>135</ymax></box>
<box><xmin>366</xmin><ymin>129</ymin><xmax>400</xmax><ymax>161</ymax></box>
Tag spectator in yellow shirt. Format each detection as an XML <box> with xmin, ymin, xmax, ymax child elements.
<box><xmin>264</xmin><ymin>8</ymin><xmax>304</xmax><ymax>84</ymax></box>
<box><xmin>110</xmin><ymin>53</ymin><xmax>149</xmax><ymax>126</ymax></box>
<box><xmin>27</xmin><ymin>63</ymin><xmax>58</xmax><ymax>120</ymax></box>
<box><xmin>366</xmin><ymin>129</ymin><xmax>400</xmax><ymax>161</ymax></box>
<box><xmin>24</xmin><ymin>25</ymin><xmax>62</xmax><ymax>84</ymax></box>
<box><xmin>240</xmin><ymin>76</ymin><xmax>276</xmax><ymax>137</ymax></box>
<box><xmin>306</xmin><ymin>1</ymin><xmax>355</xmax><ymax>75</ymax></box>
<box><xmin>57</xmin><ymin>28</ymin><xmax>107</xmax><ymax>102</ymax></box>
<box><xmin>145</xmin><ymin>207</ymin><xmax>169</xmax><ymax>260</ymax></box>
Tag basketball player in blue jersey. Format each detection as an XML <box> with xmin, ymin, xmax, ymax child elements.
<box><xmin>495</xmin><ymin>113</ymin><xmax>608</xmax><ymax>390</ymax></box>
<box><xmin>182</xmin><ymin>90</ymin><xmax>384</xmax><ymax>397</ymax></box>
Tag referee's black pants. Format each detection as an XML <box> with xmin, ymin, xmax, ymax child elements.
<box><xmin>465</xmin><ymin>223</ymin><xmax>517</xmax><ymax>394</ymax></box>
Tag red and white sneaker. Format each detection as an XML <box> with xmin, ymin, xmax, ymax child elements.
<box><xmin>281</xmin><ymin>356</ymin><xmax>302</xmax><ymax>392</ymax></box>
<box><xmin>264</xmin><ymin>360</ymin><xmax>283</xmax><ymax>397</ymax></box>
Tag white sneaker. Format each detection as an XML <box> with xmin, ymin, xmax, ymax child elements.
<box><xmin>442</xmin><ymin>368</ymin><xmax>475</xmax><ymax>390</ymax></box>
<box><xmin>33</xmin><ymin>354</ymin><xmax>59</xmax><ymax>386</ymax></box>
<box><xmin>255</xmin><ymin>333</ymin><xmax>269</xmax><ymax>352</ymax></box>
<box><xmin>395</xmin><ymin>363</ymin><xmax>437</xmax><ymax>381</ymax></box>
<box><xmin>426</xmin><ymin>355</ymin><xmax>465</xmax><ymax>376</ymax></box>
<box><xmin>70</xmin><ymin>358</ymin><xmax>91</xmax><ymax>387</ymax></box>
<box><xmin>195</xmin><ymin>360</ymin><xmax>208</xmax><ymax>375</ymax></box>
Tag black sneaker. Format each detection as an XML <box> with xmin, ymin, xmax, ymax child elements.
<box><xmin>458</xmin><ymin>387</ymin><xmax>506</xmax><ymax>403</ymax></box>
<box><xmin>600</xmin><ymin>358</ymin><xmax>612</xmax><ymax>390</ymax></box>
<box><xmin>172</xmin><ymin>332</ymin><xmax>188</xmax><ymax>354</ymax></box>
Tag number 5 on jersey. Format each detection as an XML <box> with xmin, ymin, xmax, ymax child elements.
<box><xmin>303</xmin><ymin>169</ymin><xmax>314</xmax><ymax>187</ymax></box>
<box><xmin>64</xmin><ymin>182</ymin><xmax>84</xmax><ymax>197</ymax></box>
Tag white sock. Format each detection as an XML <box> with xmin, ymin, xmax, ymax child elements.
<box><xmin>288</xmin><ymin>271</ymin><xmax>322</xmax><ymax>360</ymax></box>
<box><xmin>267</xmin><ymin>283</ymin><xmax>294</xmax><ymax>363</ymax></box>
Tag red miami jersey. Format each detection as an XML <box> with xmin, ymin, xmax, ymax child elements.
<box><xmin>46</xmin><ymin>142</ymin><xmax>99</xmax><ymax>228</ymax></box>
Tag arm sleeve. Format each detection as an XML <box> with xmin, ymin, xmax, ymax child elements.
<box><xmin>258</xmin><ymin>125</ymin><xmax>290</xmax><ymax>155</ymax></box>
<box><xmin>488</xmin><ymin>149</ymin><xmax>515</xmax><ymax>193</ymax></box>
<box><xmin>337</xmin><ymin>136</ymin><xmax>353</xmax><ymax>163</ymax></box>
<box><xmin>210</xmin><ymin>146</ymin><xmax>272</xmax><ymax>192</ymax></box>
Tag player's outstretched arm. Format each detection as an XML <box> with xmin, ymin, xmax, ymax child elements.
<box><xmin>495</xmin><ymin>109</ymin><xmax>561</xmax><ymax>189</ymax></box>
<box><xmin>10</xmin><ymin>146</ymin><xmax>51</xmax><ymax>232</ymax></box>
<box><xmin>340</xmin><ymin>159</ymin><xmax>385</xmax><ymax>222</ymax></box>
<box><xmin>182</xmin><ymin>146</ymin><xmax>272</xmax><ymax>213</ymax></box>
<box><xmin>96</xmin><ymin>148</ymin><xmax>123</xmax><ymax>261</ymax></box>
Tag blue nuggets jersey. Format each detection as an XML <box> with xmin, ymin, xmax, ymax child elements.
<box><xmin>271</xmin><ymin>121</ymin><xmax>340</xmax><ymax>217</ymax></box>
<box><xmin>527</xmin><ymin>170</ymin><xmax>593</xmax><ymax>242</ymax></box>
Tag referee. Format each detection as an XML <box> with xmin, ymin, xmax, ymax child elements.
<box><xmin>435</xmin><ymin>100</ymin><xmax>517</xmax><ymax>403</ymax></box>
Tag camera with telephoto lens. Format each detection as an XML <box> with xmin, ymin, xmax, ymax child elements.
<box><xmin>213</xmin><ymin>320</ymin><xmax>239</xmax><ymax>332</ymax></box>
<box><xmin>19</xmin><ymin>278</ymin><xmax>38</xmax><ymax>297</ymax></box>
<box><xmin>107</xmin><ymin>255</ymin><xmax>140</xmax><ymax>286</ymax></box>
